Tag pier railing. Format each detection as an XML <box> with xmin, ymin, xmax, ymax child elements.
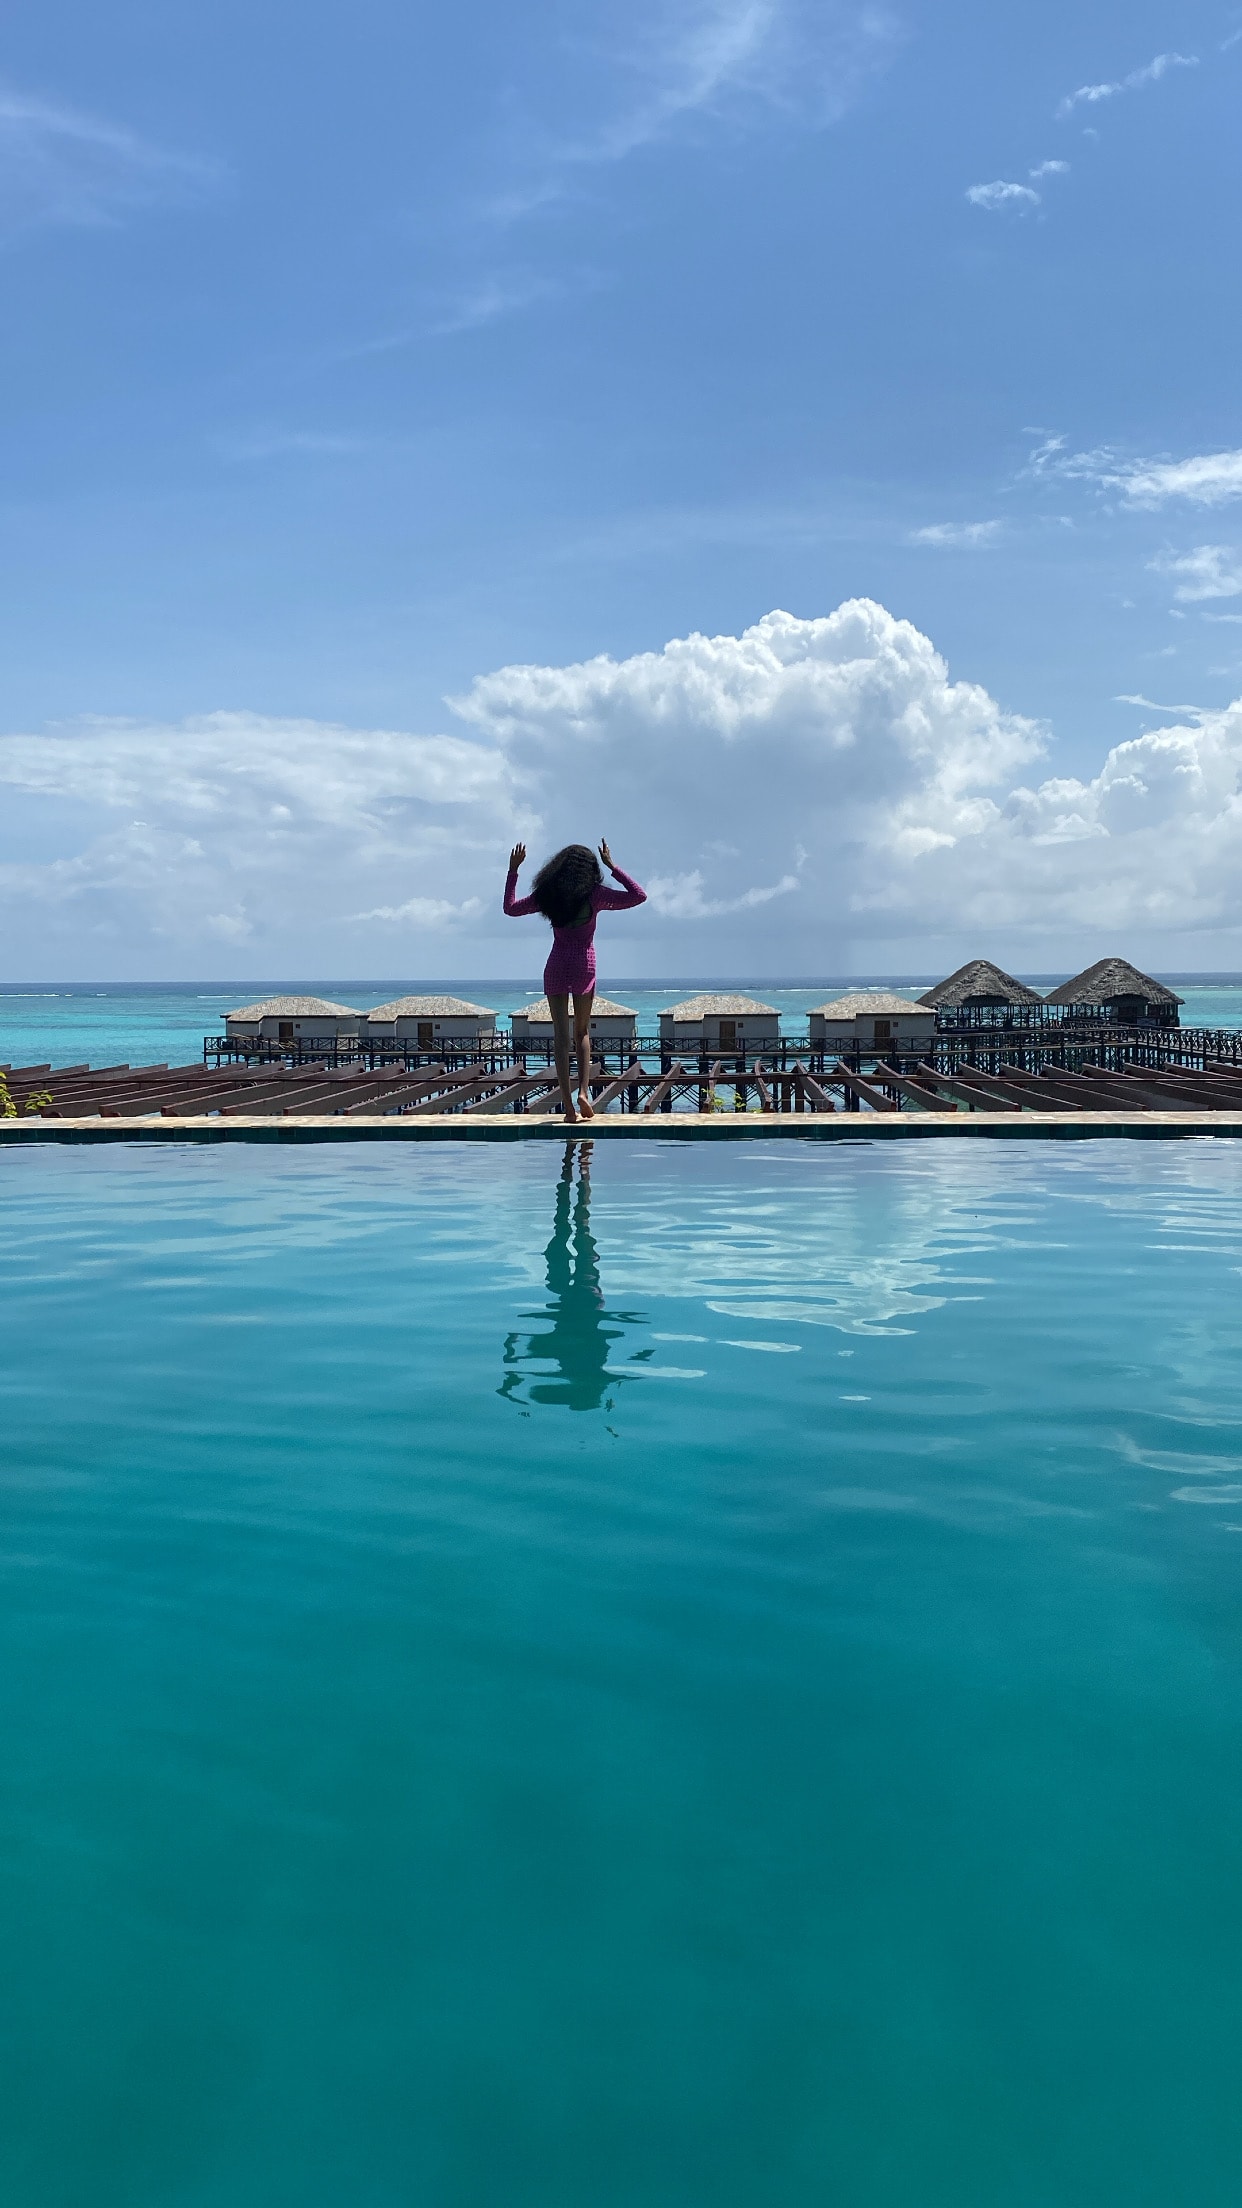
<box><xmin>202</xmin><ymin>1026</ymin><xmax>1242</xmax><ymax>1079</ymax></box>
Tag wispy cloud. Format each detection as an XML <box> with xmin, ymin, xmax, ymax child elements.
<box><xmin>966</xmin><ymin>179</ymin><xmax>1040</xmax><ymax>213</ymax></box>
<box><xmin>429</xmin><ymin>268</ymin><xmax>571</xmax><ymax>336</ymax></box>
<box><xmin>348</xmin><ymin>896</ymin><xmax>483</xmax><ymax>926</ymax></box>
<box><xmin>966</xmin><ymin>159</ymin><xmax>1069</xmax><ymax>217</ymax></box>
<box><xmin>909</xmin><ymin>521</ymin><xmax>1002</xmax><ymax>548</ymax></box>
<box><xmin>1057</xmin><ymin>51</ymin><xmax>1197</xmax><ymax>119</ymax></box>
<box><xmin>0</xmin><ymin>83</ymin><xmax>221</xmax><ymax>235</ymax></box>
<box><xmin>645</xmin><ymin>868</ymin><xmax>800</xmax><ymax>918</ymax></box>
<box><xmin>215</xmin><ymin>429</ymin><xmax>367</xmax><ymax>462</ymax></box>
<box><xmin>1113</xmin><ymin>692</ymin><xmax>1208</xmax><ymax>717</ymax></box>
<box><xmin>483</xmin><ymin>1</ymin><xmax>901</xmax><ymax>225</ymax></box>
<box><xmin>1029</xmin><ymin>438</ymin><xmax>1242</xmax><ymax>508</ymax></box>
<box><xmin>1151</xmin><ymin>545</ymin><xmax>1242</xmax><ymax>601</ymax></box>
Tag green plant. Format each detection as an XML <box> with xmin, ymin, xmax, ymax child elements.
<box><xmin>0</xmin><ymin>1074</ymin><xmax>53</xmax><ymax>1117</ymax></box>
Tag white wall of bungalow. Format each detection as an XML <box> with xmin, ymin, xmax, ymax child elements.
<box><xmin>224</xmin><ymin>996</ymin><xmax>362</xmax><ymax>1044</ymax></box>
<box><xmin>510</xmin><ymin>996</ymin><xmax>638</xmax><ymax>1044</ymax></box>
<box><xmin>809</xmin><ymin>993</ymin><xmax>936</xmax><ymax>1057</ymax></box>
<box><xmin>658</xmin><ymin>995</ymin><xmax>781</xmax><ymax>1054</ymax></box>
<box><xmin>363</xmin><ymin>996</ymin><xmax>497</xmax><ymax>1050</ymax></box>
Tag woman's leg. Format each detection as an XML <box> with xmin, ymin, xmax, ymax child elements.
<box><xmin>573</xmin><ymin>992</ymin><xmax>594</xmax><ymax>1116</ymax></box>
<box><xmin>548</xmin><ymin>995</ymin><xmax>577</xmax><ymax>1121</ymax></box>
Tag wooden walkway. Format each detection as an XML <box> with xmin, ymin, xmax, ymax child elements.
<box><xmin>5</xmin><ymin>1057</ymin><xmax>1242</xmax><ymax>1139</ymax></box>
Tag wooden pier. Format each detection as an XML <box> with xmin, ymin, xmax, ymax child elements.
<box><xmin>6</xmin><ymin>1053</ymin><xmax>1242</xmax><ymax>1139</ymax></box>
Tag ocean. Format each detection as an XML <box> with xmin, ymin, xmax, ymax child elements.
<box><xmin>4</xmin><ymin>977</ymin><xmax>1242</xmax><ymax>1070</ymax></box>
<box><xmin>4</xmin><ymin>1132</ymin><xmax>1242</xmax><ymax>2202</ymax></box>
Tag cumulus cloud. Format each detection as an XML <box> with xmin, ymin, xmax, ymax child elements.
<box><xmin>1056</xmin><ymin>51</ymin><xmax>1197</xmax><ymax>118</ymax></box>
<box><xmin>966</xmin><ymin>179</ymin><xmax>1040</xmax><ymax>212</ymax></box>
<box><xmin>909</xmin><ymin>521</ymin><xmax>1002</xmax><ymax>548</ymax></box>
<box><xmin>1151</xmin><ymin>546</ymin><xmax>1242</xmax><ymax>603</ymax></box>
<box><xmin>9</xmin><ymin>602</ymin><xmax>1242</xmax><ymax>973</ymax></box>
<box><xmin>0</xmin><ymin>84</ymin><xmax>220</xmax><ymax>234</ymax></box>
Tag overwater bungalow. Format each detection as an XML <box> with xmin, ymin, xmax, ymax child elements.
<box><xmin>224</xmin><ymin>996</ymin><xmax>363</xmax><ymax>1049</ymax></box>
<box><xmin>659</xmin><ymin>994</ymin><xmax>781</xmax><ymax>1056</ymax></box>
<box><xmin>510</xmin><ymin>996</ymin><xmax>638</xmax><ymax>1047</ymax></box>
<box><xmin>363</xmin><ymin>995</ymin><xmax>496</xmax><ymax>1052</ymax></box>
<box><xmin>918</xmin><ymin>959</ymin><xmax>1045</xmax><ymax>1029</ymax></box>
<box><xmin>1044</xmin><ymin>959</ymin><xmax>1183</xmax><ymax>1028</ymax></box>
<box><xmin>809</xmin><ymin>993</ymin><xmax>936</xmax><ymax>1057</ymax></box>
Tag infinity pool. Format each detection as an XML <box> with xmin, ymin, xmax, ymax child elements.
<box><xmin>4</xmin><ymin>1137</ymin><xmax>1242</xmax><ymax>2206</ymax></box>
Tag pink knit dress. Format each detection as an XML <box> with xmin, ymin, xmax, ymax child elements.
<box><xmin>504</xmin><ymin>864</ymin><xmax>646</xmax><ymax>997</ymax></box>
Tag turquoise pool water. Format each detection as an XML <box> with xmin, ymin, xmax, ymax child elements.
<box><xmin>4</xmin><ymin>1136</ymin><xmax>1242</xmax><ymax>2206</ymax></box>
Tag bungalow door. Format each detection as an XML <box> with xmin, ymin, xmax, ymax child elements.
<box><xmin>417</xmin><ymin>1022</ymin><xmax>434</xmax><ymax>1050</ymax></box>
<box><xmin>873</xmin><ymin>1019</ymin><xmax>892</xmax><ymax>1053</ymax></box>
<box><xmin>719</xmin><ymin>1019</ymin><xmax>738</xmax><ymax>1051</ymax></box>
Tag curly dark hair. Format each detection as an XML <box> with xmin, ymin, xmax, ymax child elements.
<box><xmin>531</xmin><ymin>844</ymin><xmax>602</xmax><ymax>929</ymax></box>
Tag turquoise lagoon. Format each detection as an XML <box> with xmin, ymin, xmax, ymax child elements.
<box><xmin>4</xmin><ymin>977</ymin><xmax>1242</xmax><ymax>1074</ymax></box>
<box><xmin>4</xmin><ymin>1134</ymin><xmax>1242</xmax><ymax>2205</ymax></box>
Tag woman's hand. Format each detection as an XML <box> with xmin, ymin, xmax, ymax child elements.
<box><xmin>598</xmin><ymin>839</ymin><xmax>614</xmax><ymax>871</ymax></box>
<box><xmin>508</xmin><ymin>841</ymin><xmax>527</xmax><ymax>873</ymax></box>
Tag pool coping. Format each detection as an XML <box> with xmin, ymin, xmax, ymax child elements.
<box><xmin>4</xmin><ymin>1110</ymin><xmax>1242</xmax><ymax>1143</ymax></box>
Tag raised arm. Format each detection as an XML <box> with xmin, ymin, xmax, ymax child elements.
<box><xmin>504</xmin><ymin>841</ymin><xmax>540</xmax><ymax>917</ymax></box>
<box><xmin>594</xmin><ymin>842</ymin><xmax>646</xmax><ymax>911</ymax></box>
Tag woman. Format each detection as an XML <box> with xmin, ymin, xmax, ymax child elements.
<box><xmin>504</xmin><ymin>839</ymin><xmax>646</xmax><ymax>1122</ymax></box>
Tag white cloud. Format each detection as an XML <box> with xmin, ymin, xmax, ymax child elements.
<box><xmin>484</xmin><ymin>1</ymin><xmax>900</xmax><ymax>225</ymax></box>
<box><xmin>909</xmin><ymin>521</ymin><xmax>1002</xmax><ymax>548</ymax></box>
<box><xmin>645</xmin><ymin>869</ymin><xmax>800</xmax><ymax>917</ymax></box>
<box><xmin>348</xmin><ymin>896</ymin><xmax>484</xmax><ymax>926</ymax></box>
<box><xmin>1151</xmin><ymin>546</ymin><xmax>1242</xmax><ymax>603</ymax></box>
<box><xmin>966</xmin><ymin>180</ymin><xmax>1040</xmax><ymax>212</ymax></box>
<box><xmin>11</xmin><ymin>603</ymin><xmax>1242</xmax><ymax>972</ymax></box>
<box><xmin>1028</xmin><ymin>159</ymin><xmax>1069</xmax><ymax>181</ymax></box>
<box><xmin>1031</xmin><ymin>439</ymin><xmax>1242</xmax><ymax>508</ymax></box>
<box><xmin>215</xmin><ymin>430</ymin><xmax>367</xmax><ymax>463</ymax></box>
<box><xmin>1056</xmin><ymin>51</ymin><xmax>1197</xmax><ymax>118</ymax></box>
<box><xmin>0</xmin><ymin>84</ymin><xmax>220</xmax><ymax>234</ymax></box>
<box><xmin>430</xmin><ymin>270</ymin><xmax>569</xmax><ymax>336</ymax></box>
<box><xmin>0</xmin><ymin>712</ymin><xmax>516</xmax><ymax>968</ymax></box>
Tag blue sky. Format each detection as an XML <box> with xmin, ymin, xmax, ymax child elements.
<box><xmin>3</xmin><ymin>0</ymin><xmax>1242</xmax><ymax>979</ymax></box>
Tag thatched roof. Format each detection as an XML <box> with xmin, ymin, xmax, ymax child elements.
<box><xmin>365</xmin><ymin>996</ymin><xmax>494</xmax><ymax>1021</ymax></box>
<box><xmin>226</xmin><ymin>996</ymin><xmax>361</xmax><ymax>1020</ymax></box>
<box><xmin>516</xmin><ymin>995</ymin><xmax>635</xmax><ymax>1022</ymax></box>
<box><xmin>1044</xmin><ymin>959</ymin><xmax>1183</xmax><ymax>1009</ymax></box>
<box><xmin>811</xmin><ymin>992</ymin><xmax>931</xmax><ymax>1019</ymax></box>
<box><xmin>918</xmin><ymin>960</ymin><xmax>1044</xmax><ymax>1009</ymax></box>
<box><xmin>663</xmin><ymin>994</ymin><xmax>778</xmax><ymax>1019</ymax></box>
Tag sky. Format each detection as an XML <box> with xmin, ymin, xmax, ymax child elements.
<box><xmin>2</xmin><ymin>0</ymin><xmax>1242</xmax><ymax>981</ymax></box>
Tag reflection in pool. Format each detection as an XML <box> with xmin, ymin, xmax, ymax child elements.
<box><xmin>499</xmin><ymin>1141</ymin><xmax>646</xmax><ymax>1411</ymax></box>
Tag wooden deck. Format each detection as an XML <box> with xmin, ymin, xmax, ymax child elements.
<box><xmin>4</xmin><ymin>1056</ymin><xmax>1242</xmax><ymax>1141</ymax></box>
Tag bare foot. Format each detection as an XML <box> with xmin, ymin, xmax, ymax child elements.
<box><xmin>577</xmin><ymin>1092</ymin><xmax>595</xmax><ymax>1119</ymax></box>
<box><xmin>562</xmin><ymin>1107</ymin><xmax>579</xmax><ymax>1124</ymax></box>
